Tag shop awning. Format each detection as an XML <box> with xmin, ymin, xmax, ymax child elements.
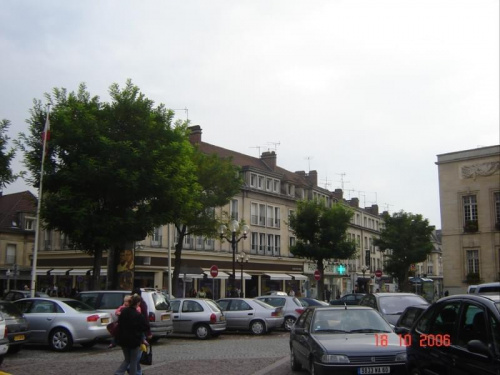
<box><xmin>234</xmin><ymin>272</ymin><xmax>252</xmax><ymax>280</ymax></box>
<box><xmin>203</xmin><ymin>270</ymin><xmax>231</xmax><ymax>279</ymax></box>
<box><xmin>179</xmin><ymin>273</ymin><xmax>205</xmax><ymax>279</ymax></box>
<box><xmin>288</xmin><ymin>274</ymin><xmax>308</xmax><ymax>281</ymax></box>
<box><xmin>36</xmin><ymin>268</ymin><xmax>52</xmax><ymax>276</ymax></box>
<box><xmin>265</xmin><ymin>273</ymin><xmax>292</xmax><ymax>280</ymax></box>
<box><xmin>48</xmin><ymin>269</ymin><xmax>71</xmax><ymax>276</ymax></box>
<box><xmin>69</xmin><ymin>269</ymin><xmax>91</xmax><ymax>275</ymax></box>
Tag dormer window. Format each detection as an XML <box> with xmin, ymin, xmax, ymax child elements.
<box><xmin>25</xmin><ymin>217</ymin><xmax>36</xmax><ymax>231</ymax></box>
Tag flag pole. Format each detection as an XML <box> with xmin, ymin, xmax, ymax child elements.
<box><xmin>30</xmin><ymin>105</ymin><xmax>50</xmax><ymax>297</ymax></box>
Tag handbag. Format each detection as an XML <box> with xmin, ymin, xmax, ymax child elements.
<box><xmin>140</xmin><ymin>345</ymin><xmax>153</xmax><ymax>366</ymax></box>
<box><xmin>106</xmin><ymin>321</ymin><xmax>119</xmax><ymax>337</ymax></box>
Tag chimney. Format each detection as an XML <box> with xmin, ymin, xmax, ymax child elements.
<box><xmin>188</xmin><ymin>125</ymin><xmax>202</xmax><ymax>144</ymax></box>
<box><xmin>349</xmin><ymin>198</ymin><xmax>359</xmax><ymax>208</ymax></box>
<box><xmin>261</xmin><ymin>151</ymin><xmax>277</xmax><ymax>170</ymax></box>
<box><xmin>307</xmin><ymin>170</ymin><xmax>318</xmax><ymax>186</ymax></box>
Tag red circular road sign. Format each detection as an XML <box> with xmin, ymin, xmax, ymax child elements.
<box><xmin>210</xmin><ymin>265</ymin><xmax>218</xmax><ymax>278</ymax></box>
<box><xmin>314</xmin><ymin>270</ymin><xmax>321</xmax><ymax>281</ymax></box>
<box><xmin>375</xmin><ymin>270</ymin><xmax>383</xmax><ymax>277</ymax></box>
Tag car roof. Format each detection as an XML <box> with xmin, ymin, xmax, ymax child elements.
<box><xmin>310</xmin><ymin>305</ymin><xmax>374</xmax><ymax>310</ymax></box>
<box><xmin>438</xmin><ymin>294</ymin><xmax>500</xmax><ymax>303</ymax></box>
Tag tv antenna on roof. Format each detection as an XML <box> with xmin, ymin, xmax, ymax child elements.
<box><xmin>336</xmin><ymin>173</ymin><xmax>349</xmax><ymax>191</ymax></box>
<box><xmin>305</xmin><ymin>156</ymin><xmax>313</xmax><ymax>172</ymax></box>
<box><xmin>266</xmin><ymin>141</ymin><xmax>280</xmax><ymax>152</ymax></box>
<box><xmin>173</xmin><ymin>108</ymin><xmax>189</xmax><ymax>121</ymax></box>
<box><xmin>321</xmin><ymin>174</ymin><xmax>331</xmax><ymax>189</ymax></box>
<box><xmin>250</xmin><ymin>145</ymin><xmax>262</xmax><ymax>157</ymax></box>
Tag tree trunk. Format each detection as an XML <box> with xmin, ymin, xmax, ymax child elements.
<box><xmin>172</xmin><ymin>225</ymin><xmax>186</xmax><ymax>298</ymax></box>
<box><xmin>91</xmin><ymin>249</ymin><xmax>102</xmax><ymax>290</ymax></box>
<box><xmin>317</xmin><ymin>259</ymin><xmax>325</xmax><ymax>301</ymax></box>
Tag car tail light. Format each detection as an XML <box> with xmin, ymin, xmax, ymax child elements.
<box><xmin>295</xmin><ymin>308</ymin><xmax>304</xmax><ymax>315</ymax></box>
<box><xmin>149</xmin><ymin>312</ymin><xmax>156</xmax><ymax>322</ymax></box>
<box><xmin>210</xmin><ymin>313</ymin><xmax>216</xmax><ymax>323</ymax></box>
<box><xmin>87</xmin><ymin>314</ymin><xmax>100</xmax><ymax>322</ymax></box>
<box><xmin>271</xmin><ymin>309</ymin><xmax>280</xmax><ymax>317</ymax></box>
<box><xmin>4</xmin><ymin>326</ymin><xmax>8</xmax><ymax>336</ymax></box>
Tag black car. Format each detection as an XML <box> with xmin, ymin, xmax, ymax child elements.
<box><xmin>298</xmin><ymin>297</ymin><xmax>329</xmax><ymax>307</ymax></box>
<box><xmin>2</xmin><ymin>290</ymin><xmax>50</xmax><ymax>302</ymax></box>
<box><xmin>407</xmin><ymin>294</ymin><xmax>500</xmax><ymax>375</ymax></box>
<box><xmin>0</xmin><ymin>301</ymin><xmax>31</xmax><ymax>353</ymax></box>
<box><xmin>394</xmin><ymin>304</ymin><xmax>428</xmax><ymax>336</ymax></box>
<box><xmin>329</xmin><ymin>293</ymin><xmax>366</xmax><ymax>306</ymax></box>
<box><xmin>290</xmin><ymin>306</ymin><xmax>408</xmax><ymax>375</ymax></box>
<box><xmin>358</xmin><ymin>292</ymin><xmax>429</xmax><ymax>325</ymax></box>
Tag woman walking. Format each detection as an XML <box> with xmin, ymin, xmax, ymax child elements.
<box><xmin>114</xmin><ymin>294</ymin><xmax>149</xmax><ymax>375</ymax></box>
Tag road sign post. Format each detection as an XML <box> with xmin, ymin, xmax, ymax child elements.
<box><xmin>314</xmin><ymin>270</ymin><xmax>321</xmax><ymax>281</ymax></box>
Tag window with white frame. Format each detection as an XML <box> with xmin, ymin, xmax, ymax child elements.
<box><xmin>466</xmin><ymin>250</ymin><xmax>479</xmax><ymax>274</ymax></box>
<box><xmin>427</xmin><ymin>265</ymin><xmax>433</xmax><ymax>275</ymax></box>
<box><xmin>273</xmin><ymin>179</ymin><xmax>280</xmax><ymax>193</ymax></box>
<box><xmin>258</xmin><ymin>176</ymin><xmax>264</xmax><ymax>190</ymax></box>
<box><xmin>251</xmin><ymin>203</ymin><xmax>258</xmax><ymax>225</ymax></box>
<box><xmin>274</xmin><ymin>207</ymin><xmax>280</xmax><ymax>228</ymax></box>
<box><xmin>266</xmin><ymin>178</ymin><xmax>272</xmax><ymax>191</ymax></box>
<box><xmin>5</xmin><ymin>244</ymin><xmax>16</xmax><ymax>264</ymax></box>
<box><xmin>230</xmin><ymin>199</ymin><xmax>239</xmax><ymax>220</ymax></box>
<box><xmin>463</xmin><ymin>195</ymin><xmax>478</xmax><ymax>222</ymax></box>
<box><xmin>267</xmin><ymin>234</ymin><xmax>274</xmax><ymax>255</ymax></box>
<box><xmin>494</xmin><ymin>192</ymin><xmax>500</xmax><ymax>226</ymax></box>
<box><xmin>274</xmin><ymin>235</ymin><xmax>280</xmax><ymax>256</ymax></box>
<box><xmin>259</xmin><ymin>204</ymin><xmax>266</xmax><ymax>226</ymax></box>
<box><xmin>25</xmin><ymin>217</ymin><xmax>36</xmax><ymax>230</ymax></box>
<box><xmin>267</xmin><ymin>206</ymin><xmax>274</xmax><ymax>227</ymax></box>
<box><xmin>289</xmin><ymin>236</ymin><xmax>296</xmax><ymax>248</ymax></box>
<box><xmin>250</xmin><ymin>173</ymin><xmax>257</xmax><ymax>187</ymax></box>
<box><xmin>259</xmin><ymin>233</ymin><xmax>266</xmax><ymax>255</ymax></box>
<box><xmin>152</xmin><ymin>227</ymin><xmax>162</xmax><ymax>247</ymax></box>
<box><xmin>251</xmin><ymin>233</ymin><xmax>258</xmax><ymax>253</ymax></box>
<box><xmin>288</xmin><ymin>209</ymin><xmax>295</xmax><ymax>229</ymax></box>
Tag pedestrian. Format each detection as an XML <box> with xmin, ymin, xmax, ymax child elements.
<box><xmin>114</xmin><ymin>294</ymin><xmax>149</xmax><ymax>375</ymax></box>
<box><xmin>444</xmin><ymin>290</ymin><xmax>449</xmax><ymax>297</ymax></box>
<box><xmin>289</xmin><ymin>289</ymin><xmax>295</xmax><ymax>297</ymax></box>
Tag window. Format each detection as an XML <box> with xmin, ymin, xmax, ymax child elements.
<box><xmin>251</xmin><ymin>233</ymin><xmax>258</xmax><ymax>253</ymax></box>
<box><xmin>259</xmin><ymin>234</ymin><xmax>266</xmax><ymax>255</ymax></box>
<box><xmin>273</xmin><ymin>179</ymin><xmax>280</xmax><ymax>193</ymax></box>
<box><xmin>466</xmin><ymin>250</ymin><xmax>479</xmax><ymax>274</ymax></box>
<box><xmin>463</xmin><ymin>194</ymin><xmax>478</xmax><ymax>224</ymax></box>
<box><xmin>251</xmin><ymin>203</ymin><xmax>258</xmax><ymax>225</ymax></box>
<box><xmin>230</xmin><ymin>199</ymin><xmax>238</xmax><ymax>220</ymax></box>
<box><xmin>267</xmin><ymin>206</ymin><xmax>274</xmax><ymax>227</ymax></box>
<box><xmin>151</xmin><ymin>227</ymin><xmax>162</xmax><ymax>247</ymax></box>
<box><xmin>259</xmin><ymin>204</ymin><xmax>266</xmax><ymax>226</ymax></box>
<box><xmin>258</xmin><ymin>176</ymin><xmax>264</xmax><ymax>190</ymax></box>
<box><xmin>274</xmin><ymin>235</ymin><xmax>280</xmax><ymax>256</ymax></box>
<box><xmin>289</xmin><ymin>237</ymin><xmax>296</xmax><ymax>248</ymax></box>
<box><xmin>25</xmin><ymin>217</ymin><xmax>35</xmax><ymax>230</ymax></box>
<box><xmin>250</xmin><ymin>173</ymin><xmax>257</xmax><ymax>187</ymax></box>
<box><xmin>266</xmin><ymin>178</ymin><xmax>272</xmax><ymax>191</ymax></box>
<box><xmin>6</xmin><ymin>244</ymin><xmax>16</xmax><ymax>264</ymax></box>
<box><xmin>267</xmin><ymin>234</ymin><xmax>274</xmax><ymax>254</ymax></box>
<box><xmin>274</xmin><ymin>207</ymin><xmax>280</xmax><ymax>228</ymax></box>
<box><xmin>495</xmin><ymin>192</ymin><xmax>500</xmax><ymax>228</ymax></box>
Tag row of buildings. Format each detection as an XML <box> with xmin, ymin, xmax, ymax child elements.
<box><xmin>0</xmin><ymin>126</ymin><xmax>497</xmax><ymax>299</ymax></box>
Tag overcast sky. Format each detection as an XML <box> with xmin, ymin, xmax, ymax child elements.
<box><xmin>1</xmin><ymin>0</ymin><xmax>498</xmax><ymax>228</ymax></box>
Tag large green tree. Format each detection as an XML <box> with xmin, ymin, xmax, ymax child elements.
<box><xmin>374</xmin><ymin>211</ymin><xmax>435</xmax><ymax>292</ymax></box>
<box><xmin>171</xmin><ymin>148</ymin><xmax>242</xmax><ymax>297</ymax></box>
<box><xmin>0</xmin><ymin>119</ymin><xmax>18</xmax><ymax>188</ymax></box>
<box><xmin>17</xmin><ymin>80</ymin><xmax>199</xmax><ymax>289</ymax></box>
<box><xmin>289</xmin><ymin>200</ymin><xmax>357</xmax><ymax>300</ymax></box>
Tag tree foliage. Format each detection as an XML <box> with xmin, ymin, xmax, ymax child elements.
<box><xmin>0</xmin><ymin>119</ymin><xmax>18</xmax><ymax>188</ymax></box>
<box><xmin>17</xmin><ymin>80</ymin><xmax>199</xmax><ymax>288</ymax></box>
<box><xmin>289</xmin><ymin>200</ymin><xmax>356</xmax><ymax>299</ymax></box>
<box><xmin>374</xmin><ymin>211</ymin><xmax>435</xmax><ymax>292</ymax></box>
<box><xmin>171</xmin><ymin>148</ymin><xmax>242</xmax><ymax>297</ymax></box>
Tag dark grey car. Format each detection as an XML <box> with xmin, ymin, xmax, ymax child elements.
<box><xmin>0</xmin><ymin>301</ymin><xmax>31</xmax><ymax>353</ymax></box>
<box><xmin>256</xmin><ymin>295</ymin><xmax>304</xmax><ymax>331</ymax></box>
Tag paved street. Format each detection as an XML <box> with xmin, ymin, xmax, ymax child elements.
<box><xmin>0</xmin><ymin>331</ymin><xmax>300</xmax><ymax>375</ymax></box>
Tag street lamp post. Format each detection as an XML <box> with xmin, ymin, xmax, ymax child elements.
<box><xmin>219</xmin><ymin>220</ymin><xmax>249</xmax><ymax>296</ymax></box>
<box><xmin>236</xmin><ymin>252</ymin><xmax>250</xmax><ymax>297</ymax></box>
<box><xmin>361</xmin><ymin>265</ymin><xmax>368</xmax><ymax>292</ymax></box>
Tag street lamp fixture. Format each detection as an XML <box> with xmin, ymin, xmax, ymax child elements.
<box><xmin>219</xmin><ymin>220</ymin><xmax>249</xmax><ymax>295</ymax></box>
<box><xmin>361</xmin><ymin>265</ymin><xmax>369</xmax><ymax>293</ymax></box>
<box><xmin>236</xmin><ymin>251</ymin><xmax>250</xmax><ymax>297</ymax></box>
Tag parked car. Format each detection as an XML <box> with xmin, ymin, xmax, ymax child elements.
<box><xmin>0</xmin><ymin>301</ymin><xmax>31</xmax><ymax>353</ymax></box>
<box><xmin>298</xmin><ymin>298</ymin><xmax>329</xmax><ymax>307</ymax></box>
<box><xmin>393</xmin><ymin>304</ymin><xmax>428</xmax><ymax>336</ymax></box>
<box><xmin>473</xmin><ymin>281</ymin><xmax>500</xmax><ymax>295</ymax></box>
<box><xmin>467</xmin><ymin>285</ymin><xmax>478</xmax><ymax>293</ymax></box>
<box><xmin>256</xmin><ymin>295</ymin><xmax>304</xmax><ymax>331</ymax></box>
<box><xmin>263</xmin><ymin>291</ymin><xmax>288</xmax><ymax>296</ymax></box>
<box><xmin>358</xmin><ymin>292</ymin><xmax>429</xmax><ymax>325</ymax></box>
<box><xmin>2</xmin><ymin>290</ymin><xmax>50</xmax><ymax>301</ymax></box>
<box><xmin>0</xmin><ymin>314</ymin><xmax>8</xmax><ymax>365</ymax></box>
<box><xmin>74</xmin><ymin>289</ymin><xmax>173</xmax><ymax>340</ymax></box>
<box><xmin>216</xmin><ymin>298</ymin><xmax>284</xmax><ymax>335</ymax></box>
<box><xmin>13</xmin><ymin>297</ymin><xmax>111</xmax><ymax>351</ymax></box>
<box><xmin>407</xmin><ymin>293</ymin><xmax>500</xmax><ymax>375</ymax></box>
<box><xmin>170</xmin><ymin>298</ymin><xmax>226</xmax><ymax>339</ymax></box>
<box><xmin>290</xmin><ymin>305</ymin><xmax>408</xmax><ymax>374</ymax></box>
<box><xmin>329</xmin><ymin>293</ymin><xmax>366</xmax><ymax>306</ymax></box>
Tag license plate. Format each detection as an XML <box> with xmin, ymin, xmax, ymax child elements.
<box><xmin>220</xmin><ymin>316</ymin><xmax>225</xmax><ymax>321</ymax></box>
<box><xmin>14</xmin><ymin>335</ymin><xmax>25</xmax><ymax>341</ymax></box>
<box><xmin>161</xmin><ymin>314</ymin><xmax>170</xmax><ymax>321</ymax></box>
<box><xmin>101</xmin><ymin>318</ymin><xmax>110</xmax><ymax>324</ymax></box>
<box><xmin>358</xmin><ymin>367</ymin><xmax>390</xmax><ymax>374</ymax></box>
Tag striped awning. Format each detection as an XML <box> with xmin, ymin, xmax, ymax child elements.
<box><xmin>264</xmin><ymin>273</ymin><xmax>292</xmax><ymax>280</ymax></box>
<box><xmin>288</xmin><ymin>274</ymin><xmax>308</xmax><ymax>281</ymax></box>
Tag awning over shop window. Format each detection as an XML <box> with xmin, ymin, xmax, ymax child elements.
<box><xmin>288</xmin><ymin>274</ymin><xmax>308</xmax><ymax>281</ymax></box>
<box><xmin>264</xmin><ymin>273</ymin><xmax>292</xmax><ymax>280</ymax></box>
<box><xmin>68</xmin><ymin>269</ymin><xmax>91</xmax><ymax>275</ymax></box>
<box><xmin>48</xmin><ymin>269</ymin><xmax>71</xmax><ymax>276</ymax></box>
<box><xmin>234</xmin><ymin>272</ymin><xmax>252</xmax><ymax>280</ymax></box>
<box><xmin>36</xmin><ymin>268</ymin><xmax>52</xmax><ymax>276</ymax></box>
<box><xmin>203</xmin><ymin>270</ymin><xmax>231</xmax><ymax>279</ymax></box>
<box><xmin>179</xmin><ymin>273</ymin><xmax>205</xmax><ymax>279</ymax></box>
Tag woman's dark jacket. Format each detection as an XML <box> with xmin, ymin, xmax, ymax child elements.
<box><xmin>116</xmin><ymin>306</ymin><xmax>148</xmax><ymax>348</ymax></box>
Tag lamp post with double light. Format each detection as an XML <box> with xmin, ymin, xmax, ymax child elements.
<box><xmin>236</xmin><ymin>252</ymin><xmax>250</xmax><ymax>297</ymax></box>
<box><xmin>219</xmin><ymin>220</ymin><xmax>249</xmax><ymax>296</ymax></box>
<box><xmin>361</xmin><ymin>265</ymin><xmax>369</xmax><ymax>292</ymax></box>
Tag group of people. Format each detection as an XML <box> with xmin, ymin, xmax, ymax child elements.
<box><xmin>112</xmin><ymin>289</ymin><xmax>151</xmax><ymax>375</ymax></box>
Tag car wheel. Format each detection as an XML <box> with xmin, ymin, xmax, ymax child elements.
<box><xmin>194</xmin><ymin>324</ymin><xmax>212</xmax><ymax>340</ymax></box>
<box><xmin>49</xmin><ymin>327</ymin><xmax>73</xmax><ymax>351</ymax></box>
<box><xmin>284</xmin><ymin>316</ymin><xmax>296</xmax><ymax>331</ymax></box>
<box><xmin>290</xmin><ymin>348</ymin><xmax>301</xmax><ymax>371</ymax></box>
<box><xmin>80</xmin><ymin>341</ymin><xmax>96</xmax><ymax>348</ymax></box>
<box><xmin>250</xmin><ymin>320</ymin><xmax>266</xmax><ymax>335</ymax></box>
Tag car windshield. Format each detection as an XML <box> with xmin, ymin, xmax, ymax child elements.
<box><xmin>253</xmin><ymin>299</ymin><xmax>274</xmax><ymax>309</ymax></box>
<box><xmin>63</xmin><ymin>300</ymin><xmax>96</xmax><ymax>312</ymax></box>
<box><xmin>152</xmin><ymin>292</ymin><xmax>170</xmax><ymax>310</ymax></box>
<box><xmin>206</xmin><ymin>300</ymin><xmax>222</xmax><ymax>312</ymax></box>
<box><xmin>379</xmin><ymin>295</ymin><xmax>428</xmax><ymax>315</ymax></box>
<box><xmin>312</xmin><ymin>309</ymin><xmax>392</xmax><ymax>333</ymax></box>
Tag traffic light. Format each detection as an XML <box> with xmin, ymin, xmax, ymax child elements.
<box><xmin>337</xmin><ymin>264</ymin><xmax>346</xmax><ymax>275</ymax></box>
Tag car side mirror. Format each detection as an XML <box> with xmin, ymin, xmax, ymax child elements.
<box><xmin>467</xmin><ymin>340</ymin><xmax>492</xmax><ymax>358</ymax></box>
<box><xmin>293</xmin><ymin>327</ymin><xmax>306</xmax><ymax>335</ymax></box>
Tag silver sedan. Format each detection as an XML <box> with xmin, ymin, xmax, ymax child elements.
<box><xmin>216</xmin><ymin>298</ymin><xmax>284</xmax><ymax>335</ymax></box>
<box><xmin>13</xmin><ymin>297</ymin><xmax>111</xmax><ymax>351</ymax></box>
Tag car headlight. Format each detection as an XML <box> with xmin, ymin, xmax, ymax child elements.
<box><xmin>321</xmin><ymin>354</ymin><xmax>350</xmax><ymax>363</ymax></box>
<box><xmin>395</xmin><ymin>352</ymin><xmax>407</xmax><ymax>362</ymax></box>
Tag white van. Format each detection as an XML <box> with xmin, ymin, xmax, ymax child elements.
<box><xmin>0</xmin><ymin>313</ymin><xmax>9</xmax><ymax>365</ymax></box>
<box><xmin>467</xmin><ymin>285</ymin><xmax>477</xmax><ymax>293</ymax></box>
<box><xmin>473</xmin><ymin>282</ymin><xmax>500</xmax><ymax>295</ymax></box>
